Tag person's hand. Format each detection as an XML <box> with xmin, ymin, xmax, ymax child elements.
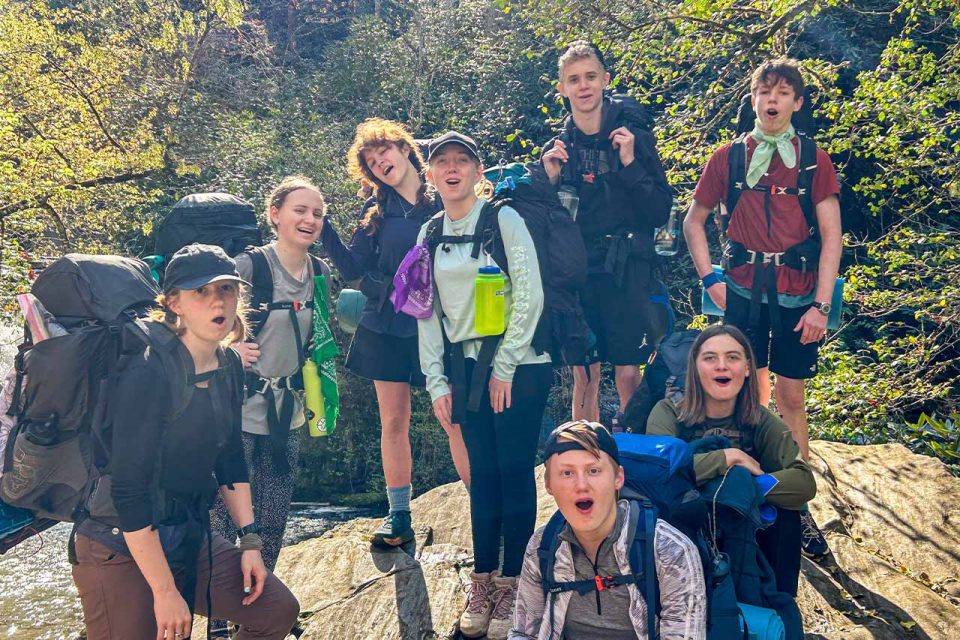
<box><xmin>794</xmin><ymin>306</ymin><xmax>827</xmax><ymax>345</ymax></box>
<box><xmin>153</xmin><ymin>588</ymin><xmax>191</xmax><ymax>640</ymax></box>
<box><xmin>233</xmin><ymin>342</ymin><xmax>261</xmax><ymax>367</ymax></box>
<box><xmin>433</xmin><ymin>393</ymin><xmax>454</xmax><ymax>431</ymax></box>
<box><xmin>541</xmin><ymin>140</ymin><xmax>569</xmax><ymax>184</ymax></box>
<box><xmin>723</xmin><ymin>448</ymin><xmax>763</xmax><ymax>476</ymax></box>
<box><xmin>489</xmin><ymin>376</ymin><xmax>512</xmax><ymax>414</ymax></box>
<box><xmin>240</xmin><ymin>549</ymin><xmax>268</xmax><ymax>606</ymax></box>
<box><xmin>706</xmin><ymin>282</ymin><xmax>727</xmax><ymax>312</ymax></box>
<box><xmin>609</xmin><ymin>126</ymin><xmax>635</xmax><ymax>167</ymax></box>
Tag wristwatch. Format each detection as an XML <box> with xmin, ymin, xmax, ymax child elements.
<box><xmin>812</xmin><ymin>301</ymin><xmax>831</xmax><ymax>316</ymax></box>
<box><xmin>236</xmin><ymin>522</ymin><xmax>260</xmax><ymax>538</ymax></box>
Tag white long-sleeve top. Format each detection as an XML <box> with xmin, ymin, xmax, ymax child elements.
<box><xmin>417</xmin><ymin>197</ymin><xmax>551</xmax><ymax>402</ymax></box>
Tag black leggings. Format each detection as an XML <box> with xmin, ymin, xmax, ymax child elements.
<box><xmin>460</xmin><ymin>359</ymin><xmax>553</xmax><ymax>577</ymax></box>
<box><xmin>758</xmin><ymin>507</ymin><xmax>802</xmax><ymax>596</ymax></box>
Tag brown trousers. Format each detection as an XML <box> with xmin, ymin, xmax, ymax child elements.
<box><xmin>71</xmin><ymin>533</ymin><xmax>299</xmax><ymax>640</ymax></box>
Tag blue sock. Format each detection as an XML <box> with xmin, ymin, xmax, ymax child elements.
<box><xmin>387</xmin><ymin>485</ymin><xmax>411</xmax><ymax>513</ymax></box>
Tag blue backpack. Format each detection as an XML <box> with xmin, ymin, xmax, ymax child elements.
<box><xmin>537</xmin><ymin>434</ymin><xmax>744</xmax><ymax>640</ymax></box>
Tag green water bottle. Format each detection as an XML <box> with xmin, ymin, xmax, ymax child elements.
<box><xmin>302</xmin><ymin>359</ymin><xmax>326</xmax><ymax>437</ymax></box>
<box><xmin>475</xmin><ymin>265</ymin><xmax>506</xmax><ymax>336</ymax></box>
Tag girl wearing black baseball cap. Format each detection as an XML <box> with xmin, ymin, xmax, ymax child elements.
<box><xmin>70</xmin><ymin>244</ymin><xmax>299</xmax><ymax>640</ymax></box>
<box><xmin>419</xmin><ymin>132</ymin><xmax>553</xmax><ymax>639</ymax></box>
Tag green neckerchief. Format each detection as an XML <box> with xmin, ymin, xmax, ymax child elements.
<box><xmin>310</xmin><ymin>274</ymin><xmax>339</xmax><ymax>435</ymax></box>
<box><xmin>746</xmin><ymin>120</ymin><xmax>797</xmax><ymax>188</ymax></box>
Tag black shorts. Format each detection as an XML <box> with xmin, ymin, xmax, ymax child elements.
<box><xmin>344</xmin><ymin>324</ymin><xmax>426</xmax><ymax>387</ymax></box>
<box><xmin>724</xmin><ymin>292</ymin><xmax>819</xmax><ymax>379</ymax></box>
<box><xmin>581</xmin><ymin>265</ymin><xmax>668</xmax><ymax>366</ymax></box>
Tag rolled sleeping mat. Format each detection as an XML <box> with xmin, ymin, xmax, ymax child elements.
<box><xmin>336</xmin><ymin>288</ymin><xmax>367</xmax><ymax>335</ymax></box>
<box><xmin>738</xmin><ymin>603</ymin><xmax>785</xmax><ymax>640</ymax></box>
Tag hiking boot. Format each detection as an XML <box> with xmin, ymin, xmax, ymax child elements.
<box><xmin>459</xmin><ymin>570</ymin><xmax>495</xmax><ymax>638</ymax></box>
<box><xmin>371</xmin><ymin>510</ymin><xmax>414</xmax><ymax>547</ymax></box>
<box><xmin>800</xmin><ymin>509</ymin><xmax>829</xmax><ymax>558</ymax></box>
<box><xmin>486</xmin><ymin>574</ymin><xmax>518</xmax><ymax>640</ymax></box>
<box><xmin>208</xmin><ymin>621</ymin><xmax>233</xmax><ymax>639</ymax></box>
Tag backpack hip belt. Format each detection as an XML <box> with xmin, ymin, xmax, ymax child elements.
<box><xmin>723</xmin><ymin>238</ymin><xmax>820</xmax><ymax>274</ymax></box>
<box><xmin>243</xmin><ymin>370</ymin><xmax>304</xmax><ymax>398</ymax></box>
<box><xmin>242</xmin><ymin>369</ymin><xmax>302</xmax><ymax>473</ymax></box>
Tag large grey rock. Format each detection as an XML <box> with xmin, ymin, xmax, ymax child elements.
<box><xmin>274</xmin><ymin>441</ymin><xmax>960</xmax><ymax>640</ymax></box>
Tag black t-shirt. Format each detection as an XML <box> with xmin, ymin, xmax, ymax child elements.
<box><xmin>108</xmin><ymin>350</ymin><xmax>248</xmax><ymax>532</ymax></box>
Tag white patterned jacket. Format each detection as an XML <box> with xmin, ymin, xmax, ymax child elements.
<box><xmin>510</xmin><ymin>500</ymin><xmax>707</xmax><ymax>640</ymax></box>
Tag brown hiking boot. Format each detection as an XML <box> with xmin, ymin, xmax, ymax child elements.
<box><xmin>459</xmin><ymin>570</ymin><xmax>495</xmax><ymax>638</ymax></box>
<box><xmin>486</xmin><ymin>574</ymin><xmax>518</xmax><ymax>640</ymax></box>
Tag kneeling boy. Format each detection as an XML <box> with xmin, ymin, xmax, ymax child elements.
<box><xmin>510</xmin><ymin>422</ymin><xmax>706</xmax><ymax>640</ymax></box>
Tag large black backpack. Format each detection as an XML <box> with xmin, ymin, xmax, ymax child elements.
<box><xmin>153</xmin><ymin>193</ymin><xmax>263</xmax><ymax>282</ymax></box>
<box><xmin>424</xmin><ymin>162</ymin><xmax>592</xmax><ymax>368</ymax></box>
<box><xmin>0</xmin><ymin>255</ymin><xmax>241</xmax><ymax>551</ymax></box>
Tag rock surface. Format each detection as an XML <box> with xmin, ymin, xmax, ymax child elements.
<box><xmin>273</xmin><ymin>441</ymin><xmax>960</xmax><ymax>640</ymax></box>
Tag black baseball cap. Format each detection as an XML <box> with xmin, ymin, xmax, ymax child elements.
<box><xmin>427</xmin><ymin>131</ymin><xmax>481</xmax><ymax>163</ymax></box>
<box><xmin>543</xmin><ymin>421</ymin><xmax>620</xmax><ymax>465</ymax></box>
<box><xmin>163</xmin><ymin>244</ymin><xmax>249</xmax><ymax>294</ymax></box>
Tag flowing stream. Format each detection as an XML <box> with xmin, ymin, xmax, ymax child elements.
<box><xmin>0</xmin><ymin>504</ymin><xmax>365</xmax><ymax>639</ymax></box>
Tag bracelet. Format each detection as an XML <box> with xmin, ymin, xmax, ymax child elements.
<box><xmin>238</xmin><ymin>533</ymin><xmax>264</xmax><ymax>552</ymax></box>
<box><xmin>701</xmin><ymin>271</ymin><xmax>722</xmax><ymax>289</ymax></box>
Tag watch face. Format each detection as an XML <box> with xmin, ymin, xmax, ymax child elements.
<box><xmin>817</xmin><ymin>302</ymin><xmax>831</xmax><ymax>314</ymax></box>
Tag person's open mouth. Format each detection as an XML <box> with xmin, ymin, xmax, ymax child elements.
<box><xmin>445</xmin><ymin>177</ymin><xmax>461</xmax><ymax>187</ymax></box>
<box><xmin>212</xmin><ymin>316</ymin><xmax>226</xmax><ymax>326</ymax></box>
<box><xmin>575</xmin><ymin>498</ymin><xmax>594</xmax><ymax>515</ymax></box>
<box><xmin>765</xmin><ymin>108</ymin><xmax>780</xmax><ymax>118</ymax></box>
<box><xmin>382</xmin><ymin>164</ymin><xmax>394</xmax><ymax>177</ymax></box>
<box><xmin>296</xmin><ymin>225</ymin><xmax>316</xmax><ymax>238</ymax></box>
<box><xmin>714</xmin><ymin>376</ymin><xmax>732</xmax><ymax>387</ymax></box>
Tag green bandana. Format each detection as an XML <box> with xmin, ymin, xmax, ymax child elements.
<box><xmin>746</xmin><ymin>120</ymin><xmax>797</xmax><ymax>188</ymax></box>
<box><xmin>310</xmin><ymin>274</ymin><xmax>340</xmax><ymax>435</ymax></box>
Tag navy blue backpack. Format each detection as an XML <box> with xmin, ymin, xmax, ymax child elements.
<box><xmin>537</xmin><ymin>434</ymin><xmax>743</xmax><ymax>639</ymax></box>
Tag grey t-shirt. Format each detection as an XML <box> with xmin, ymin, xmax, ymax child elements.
<box><xmin>235</xmin><ymin>243</ymin><xmax>330</xmax><ymax>435</ymax></box>
<box><xmin>559</xmin><ymin>508</ymin><xmax>639</xmax><ymax>639</ymax></box>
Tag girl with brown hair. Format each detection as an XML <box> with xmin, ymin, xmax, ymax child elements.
<box><xmin>321</xmin><ymin>118</ymin><xmax>470</xmax><ymax>547</ymax></box>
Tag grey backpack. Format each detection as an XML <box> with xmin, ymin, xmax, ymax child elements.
<box><xmin>0</xmin><ymin>255</ymin><xmax>240</xmax><ymax>531</ymax></box>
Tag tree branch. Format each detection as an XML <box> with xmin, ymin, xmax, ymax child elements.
<box><xmin>39</xmin><ymin>198</ymin><xmax>71</xmax><ymax>250</ymax></box>
<box><xmin>43</xmin><ymin>54</ymin><xmax>128</xmax><ymax>154</ymax></box>
<box><xmin>0</xmin><ymin>169</ymin><xmax>164</xmax><ymax>220</ymax></box>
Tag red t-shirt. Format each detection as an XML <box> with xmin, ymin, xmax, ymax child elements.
<box><xmin>694</xmin><ymin>137</ymin><xmax>840</xmax><ymax>296</ymax></box>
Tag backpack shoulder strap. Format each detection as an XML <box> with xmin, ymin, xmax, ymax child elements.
<box><xmin>537</xmin><ymin>510</ymin><xmax>569</xmax><ymax>595</ymax></box>
<box><xmin>796</xmin><ymin>134</ymin><xmax>818</xmax><ymax>238</ymax></box>
<box><xmin>245</xmin><ymin>246</ymin><xmax>274</xmax><ymax>338</ymax></box>
<box><xmin>424</xmin><ymin>212</ymin><xmax>447</xmax><ymax>263</ymax></box>
<box><xmin>308</xmin><ymin>254</ymin><xmax>325</xmax><ymax>278</ymax></box>
<box><xmin>724</xmin><ymin>134</ymin><xmax>750</xmax><ymax>233</ymax></box>
<box><xmin>474</xmin><ymin>202</ymin><xmax>508</xmax><ymax>276</ymax></box>
<box><xmin>626</xmin><ymin>499</ymin><xmax>659</xmax><ymax>640</ymax></box>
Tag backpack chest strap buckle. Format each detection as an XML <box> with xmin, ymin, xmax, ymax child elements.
<box><xmin>595</xmin><ymin>575</ymin><xmax>616</xmax><ymax>591</ymax></box>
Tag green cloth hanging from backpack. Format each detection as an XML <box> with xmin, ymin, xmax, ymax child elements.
<box><xmin>310</xmin><ymin>274</ymin><xmax>339</xmax><ymax>434</ymax></box>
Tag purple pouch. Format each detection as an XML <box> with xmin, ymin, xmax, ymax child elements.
<box><xmin>391</xmin><ymin>243</ymin><xmax>434</xmax><ymax>319</ymax></box>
